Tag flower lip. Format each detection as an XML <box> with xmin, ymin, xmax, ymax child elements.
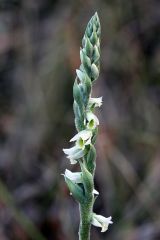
<box><xmin>77</xmin><ymin>138</ymin><xmax>84</xmax><ymax>149</ymax></box>
<box><xmin>86</xmin><ymin>112</ymin><xmax>99</xmax><ymax>129</ymax></box>
<box><xmin>87</xmin><ymin>112</ymin><xmax>99</xmax><ymax>124</ymax></box>
<box><xmin>89</xmin><ymin>97</ymin><xmax>103</xmax><ymax>107</ymax></box>
<box><xmin>91</xmin><ymin>214</ymin><xmax>113</xmax><ymax>232</ymax></box>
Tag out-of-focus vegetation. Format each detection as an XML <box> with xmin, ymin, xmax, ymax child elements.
<box><xmin>0</xmin><ymin>0</ymin><xmax>159</xmax><ymax>240</ymax></box>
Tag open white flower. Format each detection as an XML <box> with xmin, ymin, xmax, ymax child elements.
<box><xmin>63</xmin><ymin>145</ymin><xmax>84</xmax><ymax>164</ymax></box>
<box><xmin>86</xmin><ymin>112</ymin><xmax>99</xmax><ymax>130</ymax></box>
<box><xmin>91</xmin><ymin>213</ymin><xmax>113</xmax><ymax>232</ymax></box>
<box><xmin>70</xmin><ymin>130</ymin><xmax>92</xmax><ymax>148</ymax></box>
<box><xmin>64</xmin><ymin>169</ymin><xmax>82</xmax><ymax>183</ymax></box>
<box><xmin>64</xmin><ymin>169</ymin><xmax>99</xmax><ymax>195</ymax></box>
<box><xmin>89</xmin><ymin>97</ymin><xmax>103</xmax><ymax>108</ymax></box>
<box><xmin>63</xmin><ymin>130</ymin><xmax>92</xmax><ymax>164</ymax></box>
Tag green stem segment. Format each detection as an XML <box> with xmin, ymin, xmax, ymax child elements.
<box><xmin>79</xmin><ymin>197</ymin><xmax>94</xmax><ymax>240</ymax></box>
<box><xmin>79</xmin><ymin>158</ymin><xmax>96</xmax><ymax>240</ymax></box>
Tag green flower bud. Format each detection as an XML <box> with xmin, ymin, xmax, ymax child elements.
<box><xmin>80</xmin><ymin>162</ymin><xmax>93</xmax><ymax>196</ymax></box>
<box><xmin>80</xmin><ymin>49</ymin><xmax>91</xmax><ymax>75</ymax></box>
<box><xmin>91</xmin><ymin>63</ymin><xmax>99</xmax><ymax>80</ymax></box>
<box><xmin>65</xmin><ymin>177</ymin><xmax>85</xmax><ymax>203</ymax></box>
<box><xmin>91</xmin><ymin>127</ymin><xmax>98</xmax><ymax>144</ymax></box>
<box><xmin>85</xmin><ymin>36</ymin><xmax>93</xmax><ymax>57</ymax></box>
<box><xmin>90</xmin><ymin>30</ymin><xmax>97</xmax><ymax>46</ymax></box>
<box><xmin>73</xmin><ymin>80</ymin><xmax>81</xmax><ymax>102</ymax></box>
<box><xmin>86</xmin><ymin>145</ymin><xmax>96</xmax><ymax>174</ymax></box>
<box><xmin>83</xmin><ymin>75</ymin><xmax>92</xmax><ymax>106</ymax></box>
<box><xmin>93</xmin><ymin>45</ymin><xmax>100</xmax><ymax>63</ymax></box>
<box><xmin>76</xmin><ymin>69</ymin><xmax>87</xmax><ymax>82</ymax></box>
<box><xmin>73</xmin><ymin>101</ymin><xmax>85</xmax><ymax>131</ymax></box>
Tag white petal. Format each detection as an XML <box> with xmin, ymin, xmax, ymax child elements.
<box><xmin>95</xmin><ymin>215</ymin><xmax>113</xmax><ymax>224</ymax></box>
<box><xmin>101</xmin><ymin>224</ymin><xmax>108</xmax><ymax>232</ymax></box>
<box><xmin>69</xmin><ymin>158</ymin><xmax>77</xmax><ymax>164</ymax></box>
<box><xmin>70</xmin><ymin>130</ymin><xmax>92</xmax><ymax>142</ymax></box>
<box><xmin>67</xmin><ymin>149</ymin><xmax>84</xmax><ymax>159</ymax></box>
<box><xmin>87</xmin><ymin>112</ymin><xmax>99</xmax><ymax>125</ymax></box>
<box><xmin>63</xmin><ymin>145</ymin><xmax>79</xmax><ymax>155</ymax></box>
<box><xmin>93</xmin><ymin>189</ymin><xmax>99</xmax><ymax>195</ymax></box>
<box><xmin>65</xmin><ymin>169</ymin><xmax>82</xmax><ymax>183</ymax></box>
<box><xmin>89</xmin><ymin>97</ymin><xmax>103</xmax><ymax>107</ymax></box>
<box><xmin>91</xmin><ymin>217</ymin><xmax>102</xmax><ymax>228</ymax></box>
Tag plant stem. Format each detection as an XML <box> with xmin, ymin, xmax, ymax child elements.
<box><xmin>79</xmin><ymin>196</ymin><xmax>94</xmax><ymax>240</ymax></box>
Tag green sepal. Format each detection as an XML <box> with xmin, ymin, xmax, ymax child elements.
<box><xmin>96</xmin><ymin>28</ymin><xmax>101</xmax><ymax>38</ymax></box>
<box><xmin>86</xmin><ymin>145</ymin><xmax>96</xmax><ymax>174</ymax></box>
<box><xmin>82</xmin><ymin>35</ymin><xmax>86</xmax><ymax>48</ymax></box>
<box><xmin>90</xmin><ymin>30</ymin><xmax>97</xmax><ymax>46</ymax></box>
<box><xmin>84</xmin><ymin>75</ymin><xmax>92</xmax><ymax>95</ymax></box>
<box><xmin>80</xmin><ymin>49</ymin><xmax>91</xmax><ymax>75</ymax></box>
<box><xmin>78</xmin><ymin>84</ymin><xmax>87</xmax><ymax>107</ymax></box>
<box><xmin>91</xmin><ymin>63</ymin><xmax>99</xmax><ymax>81</ymax></box>
<box><xmin>80</xmin><ymin>162</ymin><xmax>93</xmax><ymax>196</ymax></box>
<box><xmin>85</xmin><ymin>37</ymin><xmax>93</xmax><ymax>57</ymax></box>
<box><xmin>73</xmin><ymin>101</ymin><xmax>85</xmax><ymax>131</ymax></box>
<box><xmin>82</xmin><ymin>75</ymin><xmax>92</xmax><ymax>106</ymax></box>
<box><xmin>76</xmin><ymin>69</ymin><xmax>91</xmax><ymax>98</ymax></box>
<box><xmin>75</xmin><ymin>118</ymin><xmax>84</xmax><ymax>131</ymax></box>
<box><xmin>93</xmin><ymin>45</ymin><xmax>100</xmax><ymax>63</ymax></box>
<box><xmin>65</xmin><ymin>177</ymin><xmax>85</xmax><ymax>203</ymax></box>
<box><xmin>92</xmin><ymin>127</ymin><xmax>98</xmax><ymax>144</ymax></box>
<box><xmin>76</xmin><ymin>69</ymin><xmax>85</xmax><ymax>82</ymax></box>
<box><xmin>73</xmin><ymin>80</ymin><xmax>84</xmax><ymax>111</ymax></box>
<box><xmin>86</xmin><ymin>21</ymin><xmax>93</xmax><ymax>38</ymax></box>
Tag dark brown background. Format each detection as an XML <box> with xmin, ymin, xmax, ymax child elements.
<box><xmin>0</xmin><ymin>0</ymin><xmax>160</xmax><ymax>239</ymax></box>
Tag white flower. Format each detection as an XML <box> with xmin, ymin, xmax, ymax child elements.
<box><xmin>64</xmin><ymin>169</ymin><xmax>99</xmax><ymax>195</ymax></box>
<box><xmin>70</xmin><ymin>130</ymin><xmax>92</xmax><ymax>148</ymax></box>
<box><xmin>86</xmin><ymin>112</ymin><xmax>99</xmax><ymax>130</ymax></box>
<box><xmin>63</xmin><ymin>145</ymin><xmax>84</xmax><ymax>164</ymax></box>
<box><xmin>63</xmin><ymin>130</ymin><xmax>92</xmax><ymax>164</ymax></box>
<box><xmin>64</xmin><ymin>169</ymin><xmax>82</xmax><ymax>183</ymax></box>
<box><xmin>91</xmin><ymin>214</ymin><xmax>113</xmax><ymax>232</ymax></box>
<box><xmin>89</xmin><ymin>97</ymin><xmax>103</xmax><ymax>108</ymax></box>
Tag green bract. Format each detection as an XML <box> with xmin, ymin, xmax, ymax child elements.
<box><xmin>62</xmin><ymin>12</ymin><xmax>112</xmax><ymax>240</ymax></box>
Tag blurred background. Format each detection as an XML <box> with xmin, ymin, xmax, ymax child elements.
<box><xmin>0</xmin><ymin>0</ymin><xmax>160</xmax><ymax>240</ymax></box>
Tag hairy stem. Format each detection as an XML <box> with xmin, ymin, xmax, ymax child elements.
<box><xmin>79</xmin><ymin>196</ymin><xmax>94</xmax><ymax>240</ymax></box>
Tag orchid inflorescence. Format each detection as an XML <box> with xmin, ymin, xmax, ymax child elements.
<box><xmin>63</xmin><ymin>12</ymin><xmax>113</xmax><ymax>240</ymax></box>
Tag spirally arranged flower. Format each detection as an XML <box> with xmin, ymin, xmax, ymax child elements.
<box><xmin>89</xmin><ymin>97</ymin><xmax>103</xmax><ymax>108</ymax></box>
<box><xmin>63</xmin><ymin>130</ymin><xmax>92</xmax><ymax>164</ymax></box>
<box><xmin>64</xmin><ymin>169</ymin><xmax>99</xmax><ymax>195</ymax></box>
<box><xmin>86</xmin><ymin>111</ymin><xmax>99</xmax><ymax>130</ymax></box>
<box><xmin>91</xmin><ymin>214</ymin><xmax>113</xmax><ymax>232</ymax></box>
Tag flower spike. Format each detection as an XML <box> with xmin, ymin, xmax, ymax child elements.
<box><xmin>62</xmin><ymin>12</ymin><xmax>113</xmax><ymax>239</ymax></box>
